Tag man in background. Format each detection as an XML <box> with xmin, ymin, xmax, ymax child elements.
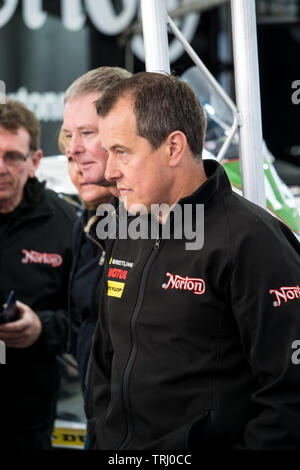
<box><xmin>63</xmin><ymin>66</ymin><xmax>131</xmax><ymax>192</ymax></box>
<box><xmin>62</xmin><ymin>67</ymin><xmax>131</xmax><ymax>421</ymax></box>
<box><xmin>0</xmin><ymin>100</ymin><xmax>76</xmax><ymax>450</ymax></box>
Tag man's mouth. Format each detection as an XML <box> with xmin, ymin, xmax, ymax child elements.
<box><xmin>80</xmin><ymin>161</ymin><xmax>98</xmax><ymax>170</ymax></box>
<box><xmin>118</xmin><ymin>186</ymin><xmax>131</xmax><ymax>194</ymax></box>
<box><xmin>0</xmin><ymin>181</ymin><xmax>11</xmax><ymax>188</ymax></box>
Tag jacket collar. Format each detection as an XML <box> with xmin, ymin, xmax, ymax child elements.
<box><xmin>178</xmin><ymin>159</ymin><xmax>232</xmax><ymax>207</ymax></box>
<box><xmin>10</xmin><ymin>177</ymin><xmax>53</xmax><ymax>221</ymax></box>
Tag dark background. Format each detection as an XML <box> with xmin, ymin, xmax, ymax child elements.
<box><xmin>0</xmin><ymin>0</ymin><xmax>299</xmax><ymax>167</ymax></box>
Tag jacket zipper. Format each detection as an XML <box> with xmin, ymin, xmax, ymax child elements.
<box><xmin>118</xmin><ymin>237</ymin><xmax>161</xmax><ymax>450</ymax></box>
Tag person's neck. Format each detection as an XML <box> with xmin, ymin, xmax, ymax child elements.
<box><xmin>158</xmin><ymin>158</ymin><xmax>207</xmax><ymax>224</ymax></box>
<box><xmin>0</xmin><ymin>193</ymin><xmax>23</xmax><ymax>214</ymax></box>
<box><xmin>171</xmin><ymin>158</ymin><xmax>207</xmax><ymax>204</ymax></box>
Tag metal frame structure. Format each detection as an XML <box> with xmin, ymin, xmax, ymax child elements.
<box><xmin>140</xmin><ymin>0</ymin><xmax>266</xmax><ymax>208</ymax></box>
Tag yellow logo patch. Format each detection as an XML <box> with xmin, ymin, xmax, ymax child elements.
<box><xmin>107</xmin><ymin>280</ymin><xmax>125</xmax><ymax>298</ymax></box>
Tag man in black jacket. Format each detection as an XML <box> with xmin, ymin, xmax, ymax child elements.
<box><xmin>0</xmin><ymin>100</ymin><xmax>76</xmax><ymax>449</ymax></box>
<box><xmin>63</xmin><ymin>67</ymin><xmax>131</xmax><ymax>422</ymax></box>
<box><xmin>89</xmin><ymin>72</ymin><xmax>300</xmax><ymax>450</ymax></box>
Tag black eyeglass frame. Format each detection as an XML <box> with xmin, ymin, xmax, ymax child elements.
<box><xmin>1</xmin><ymin>149</ymin><xmax>35</xmax><ymax>166</ymax></box>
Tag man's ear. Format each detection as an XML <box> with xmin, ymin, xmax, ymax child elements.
<box><xmin>28</xmin><ymin>149</ymin><xmax>43</xmax><ymax>178</ymax></box>
<box><xmin>166</xmin><ymin>131</ymin><xmax>187</xmax><ymax>168</ymax></box>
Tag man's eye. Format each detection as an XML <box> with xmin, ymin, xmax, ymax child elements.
<box><xmin>117</xmin><ymin>149</ymin><xmax>127</xmax><ymax>156</ymax></box>
<box><xmin>67</xmin><ymin>156</ymin><xmax>73</xmax><ymax>163</ymax></box>
<box><xmin>8</xmin><ymin>154</ymin><xmax>20</xmax><ymax>161</ymax></box>
<box><xmin>82</xmin><ymin>131</ymin><xmax>93</xmax><ymax>136</ymax></box>
<box><xmin>4</xmin><ymin>152</ymin><xmax>23</xmax><ymax>162</ymax></box>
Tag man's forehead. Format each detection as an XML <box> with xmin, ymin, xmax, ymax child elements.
<box><xmin>63</xmin><ymin>115</ymin><xmax>99</xmax><ymax>133</ymax></box>
<box><xmin>0</xmin><ymin>125</ymin><xmax>30</xmax><ymax>149</ymax></box>
<box><xmin>100</xmin><ymin>98</ymin><xmax>135</xmax><ymax>126</ymax></box>
<box><xmin>63</xmin><ymin>93</ymin><xmax>101</xmax><ymax>130</ymax></box>
<box><xmin>99</xmin><ymin>108</ymin><xmax>135</xmax><ymax>139</ymax></box>
<box><xmin>112</xmin><ymin>96</ymin><xmax>134</xmax><ymax>113</ymax></box>
<box><xmin>64</xmin><ymin>91</ymin><xmax>101</xmax><ymax>113</ymax></box>
<box><xmin>98</xmin><ymin>99</ymin><xmax>138</xmax><ymax>150</ymax></box>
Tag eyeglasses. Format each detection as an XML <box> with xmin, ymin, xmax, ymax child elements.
<box><xmin>0</xmin><ymin>150</ymin><xmax>33</xmax><ymax>167</ymax></box>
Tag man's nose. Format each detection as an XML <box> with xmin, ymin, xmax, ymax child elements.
<box><xmin>68</xmin><ymin>135</ymin><xmax>84</xmax><ymax>156</ymax></box>
<box><xmin>0</xmin><ymin>156</ymin><xmax>9</xmax><ymax>173</ymax></box>
<box><xmin>104</xmin><ymin>154</ymin><xmax>122</xmax><ymax>182</ymax></box>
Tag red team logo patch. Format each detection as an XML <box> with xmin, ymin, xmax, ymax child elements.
<box><xmin>21</xmin><ymin>249</ymin><xmax>63</xmax><ymax>268</ymax></box>
<box><xmin>269</xmin><ymin>286</ymin><xmax>300</xmax><ymax>307</ymax></box>
<box><xmin>162</xmin><ymin>272</ymin><xmax>205</xmax><ymax>295</ymax></box>
<box><xmin>108</xmin><ymin>267</ymin><xmax>128</xmax><ymax>280</ymax></box>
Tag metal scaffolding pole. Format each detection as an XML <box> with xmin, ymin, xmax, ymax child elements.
<box><xmin>231</xmin><ymin>0</ymin><xmax>265</xmax><ymax>207</ymax></box>
<box><xmin>140</xmin><ymin>0</ymin><xmax>170</xmax><ymax>74</ymax></box>
<box><xmin>140</xmin><ymin>0</ymin><xmax>266</xmax><ymax>207</ymax></box>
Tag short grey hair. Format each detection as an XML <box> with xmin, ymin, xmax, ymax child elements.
<box><xmin>64</xmin><ymin>66</ymin><xmax>132</xmax><ymax>104</ymax></box>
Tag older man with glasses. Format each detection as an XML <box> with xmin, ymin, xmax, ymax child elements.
<box><xmin>0</xmin><ymin>99</ymin><xmax>76</xmax><ymax>450</ymax></box>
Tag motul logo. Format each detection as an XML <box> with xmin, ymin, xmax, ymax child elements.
<box><xmin>21</xmin><ymin>249</ymin><xmax>63</xmax><ymax>268</ymax></box>
<box><xmin>269</xmin><ymin>286</ymin><xmax>300</xmax><ymax>307</ymax></box>
<box><xmin>162</xmin><ymin>272</ymin><xmax>205</xmax><ymax>295</ymax></box>
<box><xmin>108</xmin><ymin>267</ymin><xmax>128</xmax><ymax>280</ymax></box>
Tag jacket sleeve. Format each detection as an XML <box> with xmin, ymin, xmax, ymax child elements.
<box><xmin>230</xmin><ymin>219</ymin><xmax>300</xmax><ymax>449</ymax></box>
<box><xmin>36</xmin><ymin>308</ymin><xmax>70</xmax><ymax>355</ymax></box>
<box><xmin>35</xmin><ymin>242</ymin><xmax>75</xmax><ymax>356</ymax></box>
<box><xmin>67</xmin><ymin>216</ymin><xmax>85</xmax><ymax>358</ymax></box>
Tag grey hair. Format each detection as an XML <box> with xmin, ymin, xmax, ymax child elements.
<box><xmin>64</xmin><ymin>66</ymin><xmax>132</xmax><ymax>104</ymax></box>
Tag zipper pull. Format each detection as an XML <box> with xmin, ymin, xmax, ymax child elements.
<box><xmin>99</xmin><ymin>250</ymin><xmax>106</xmax><ymax>266</ymax></box>
<box><xmin>154</xmin><ymin>237</ymin><xmax>160</xmax><ymax>250</ymax></box>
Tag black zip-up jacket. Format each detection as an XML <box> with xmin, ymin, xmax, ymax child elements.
<box><xmin>68</xmin><ymin>209</ymin><xmax>105</xmax><ymax>419</ymax></box>
<box><xmin>90</xmin><ymin>159</ymin><xmax>300</xmax><ymax>450</ymax></box>
<box><xmin>0</xmin><ymin>178</ymin><xmax>76</xmax><ymax>433</ymax></box>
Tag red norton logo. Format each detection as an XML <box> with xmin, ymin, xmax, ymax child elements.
<box><xmin>108</xmin><ymin>267</ymin><xmax>128</xmax><ymax>280</ymax></box>
<box><xmin>269</xmin><ymin>285</ymin><xmax>300</xmax><ymax>307</ymax></box>
<box><xmin>21</xmin><ymin>249</ymin><xmax>63</xmax><ymax>268</ymax></box>
<box><xmin>162</xmin><ymin>272</ymin><xmax>205</xmax><ymax>295</ymax></box>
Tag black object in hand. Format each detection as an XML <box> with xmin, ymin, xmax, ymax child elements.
<box><xmin>0</xmin><ymin>291</ymin><xmax>20</xmax><ymax>324</ymax></box>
